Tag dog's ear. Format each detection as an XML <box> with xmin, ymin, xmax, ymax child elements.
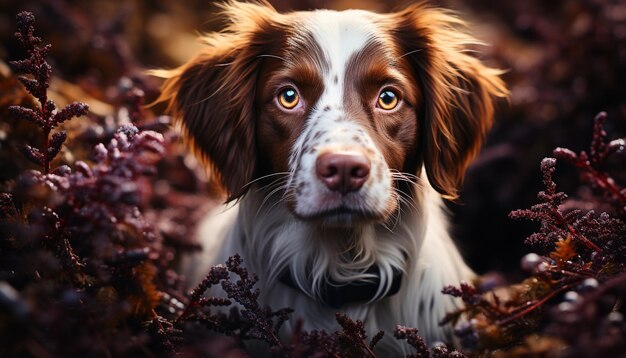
<box><xmin>391</xmin><ymin>4</ymin><xmax>508</xmax><ymax>200</ymax></box>
<box><xmin>155</xmin><ymin>1</ymin><xmax>284</xmax><ymax>201</ymax></box>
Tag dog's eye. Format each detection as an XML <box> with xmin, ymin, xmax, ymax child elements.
<box><xmin>377</xmin><ymin>90</ymin><xmax>399</xmax><ymax>110</ymax></box>
<box><xmin>278</xmin><ymin>87</ymin><xmax>300</xmax><ymax>109</ymax></box>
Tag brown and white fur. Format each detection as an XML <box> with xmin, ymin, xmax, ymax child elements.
<box><xmin>157</xmin><ymin>1</ymin><xmax>507</xmax><ymax>355</ymax></box>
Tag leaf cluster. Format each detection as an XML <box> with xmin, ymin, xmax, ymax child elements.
<box><xmin>441</xmin><ymin>113</ymin><xmax>626</xmax><ymax>356</ymax></box>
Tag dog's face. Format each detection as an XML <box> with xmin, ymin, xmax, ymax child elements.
<box><xmin>160</xmin><ymin>2</ymin><xmax>507</xmax><ymax>227</ymax></box>
<box><xmin>255</xmin><ymin>10</ymin><xmax>422</xmax><ymax>226</ymax></box>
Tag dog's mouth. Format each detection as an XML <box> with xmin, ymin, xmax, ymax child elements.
<box><xmin>302</xmin><ymin>206</ymin><xmax>380</xmax><ymax>227</ymax></box>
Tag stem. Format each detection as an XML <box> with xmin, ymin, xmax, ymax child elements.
<box><xmin>558</xmin><ymin>269</ymin><xmax>593</xmax><ymax>279</ymax></box>
<box><xmin>580</xmin><ymin>163</ymin><xmax>626</xmax><ymax>207</ymax></box>
<box><xmin>553</xmin><ymin>208</ymin><xmax>602</xmax><ymax>253</ymax></box>
<box><xmin>566</xmin><ymin>224</ymin><xmax>601</xmax><ymax>253</ymax></box>
<box><xmin>39</xmin><ymin>56</ymin><xmax>50</xmax><ymax>173</ymax></box>
<box><xmin>363</xmin><ymin>342</ymin><xmax>377</xmax><ymax>357</ymax></box>
<box><xmin>43</xmin><ymin>127</ymin><xmax>50</xmax><ymax>174</ymax></box>
<box><xmin>496</xmin><ymin>283</ymin><xmax>576</xmax><ymax>326</ymax></box>
<box><xmin>173</xmin><ymin>301</ymin><xmax>196</xmax><ymax>325</ymax></box>
<box><xmin>34</xmin><ymin>34</ymin><xmax>50</xmax><ymax>174</ymax></box>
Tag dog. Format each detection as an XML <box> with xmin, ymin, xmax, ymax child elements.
<box><xmin>157</xmin><ymin>1</ymin><xmax>507</xmax><ymax>354</ymax></box>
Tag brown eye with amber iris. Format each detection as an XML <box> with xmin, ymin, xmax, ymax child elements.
<box><xmin>377</xmin><ymin>90</ymin><xmax>399</xmax><ymax>110</ymax></box>
<box><xmin>278</xmin><ymin>87</ymin><xmax>299</xmax><ymax>109</ymax></box>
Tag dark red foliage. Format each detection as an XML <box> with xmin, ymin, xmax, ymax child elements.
<box><xmin>172</xmin><ymin>254</ymin><xmax>292</xmax><ymax>350</ymax></box>
<box><xmin>8</xmin><ymin>12</ymin><xmax>89</xmax><ymax>174</ymax></box>
<box><xmin>509</xmin><ymin>157</ymin><xmax>604</xmax><ymax>253</ymax></box>
<box><xmin>287</xmin><ymin>312</ymin><xmax>382</xmax><ymax>357</ymax></box>
<box><xmin>553</xmin><ymin>112</ymin><xmax>626</xmax><ymax>217</ymax></box>
<box><xmin>392</xmin><ymin>326</ymin><xmax>466</xmax><ymax>358</ymax></box>
<box><xmin>442</xmin><ymin>113</ymin><xmax>626</xmax><ymax>356</ymax></box>
<box><xmin>1</xmin><ymin>17</ymin><xmax>177</xmax><ymax>351</ymax></box>
<box><xmin>394</xmin><ymin>326</ymin><xmax>429</xmax><ymax>358</ymax></box>
<box><xmin>10</xmin><ymin>12</ymin><xmax>51</xmax><ymax>102</ymax></box>
<box><xmin>0</xmin><ymin>124</ymin><xmax>172</xmax><ymax>355</ymax></box>
<box><xmin>172</xmin><ymin>254</ymin><xmax>465</xmax><ymax>357</ymax></box>
<box><xmin>510</xmin><ymin>113</ymin><xmax>626</xmax><ymax>264</ymax></box>
<box><xmin>172</xmin><ymin>255</ymin><xmax>386</xmax><ymax>357</ymax></box>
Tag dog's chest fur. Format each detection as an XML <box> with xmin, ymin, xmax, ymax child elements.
<box><xmin>186</xmin><ymin>180</ymin><xmax>473</xmax><ymax>355</ymax></box>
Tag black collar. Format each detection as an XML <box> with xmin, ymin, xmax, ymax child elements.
<box><xmin>278</xmin><ymin>265</ymin><xmax>403</xmax><ymax>309</ymax></box>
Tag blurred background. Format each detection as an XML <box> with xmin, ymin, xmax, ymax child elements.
<box><xmin>1</xmin><ymin>0</ymin><xmax>625</xmax><ymax>279</ymax></box>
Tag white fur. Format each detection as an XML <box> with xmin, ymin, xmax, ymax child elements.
<box><xmin>185</xmin><ymin>175</ymin><xmax>473</xmax><ymax>355</ymax></box>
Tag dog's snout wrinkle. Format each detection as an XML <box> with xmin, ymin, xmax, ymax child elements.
<box><xmin>316</xmin><ymin>152</ymin><xmax>371</xmax><ymax>194</ymax></box>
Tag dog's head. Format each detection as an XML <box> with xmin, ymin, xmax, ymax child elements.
<box><xmin>158</xmin><ymin>1</ymin><xmax>507</xmax><ymax>227</ymax></box>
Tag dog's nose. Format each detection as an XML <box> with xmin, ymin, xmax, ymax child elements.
<box><xmin>316</xmin><ymin>152</ymin><xmax>370</xmax><ymax>194</ymax></box>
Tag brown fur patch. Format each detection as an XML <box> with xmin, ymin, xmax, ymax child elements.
<box><xmin>388</xmin><ymin>3</ymin><xmax>508</xmax><ymax>199</ymax></box>
<box><xmin>156</xmin><ymin>2</ymin><xmax>291</xmax><ymax>200</ymax></box>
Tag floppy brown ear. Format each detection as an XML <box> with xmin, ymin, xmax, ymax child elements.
<box><xmin>154</xmin><ymin>1</ymin><xmax>284</xmax><ymax>201</ymax></box>
<box><xmin>392</xmin><ymin>4</ymin><xmax>508</xmax><ymax>200</ymax></box>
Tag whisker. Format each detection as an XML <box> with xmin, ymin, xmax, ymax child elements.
<box><xmin>266</xmin><ymin>192</ymin><xmax>295</xmax><ymax>214</ymax></box>
<box><xmin>391</xmin><ymin>176</ymin><xmax>418</xmax><ymax>187</ymax></box>
<box><xmin>389</xmin><ymin>170</ymin><xmax>421</xmax><ymax>181</ymax></box>
<box><xmin>393</xmin><ymin>189</ymin><xmax>417</xmax><ymax>215</ymax></box>
<box><xmin>380</xmin><ymin>218</ymin><xmax>395</xmax><ymax>233</ymax></box>
<box><xmin>389</xmin><ymin>169</ymin><xmax>417</xmax><ymax>178</ymax></box>
<box><xmin>244</xmin><ymin>172</ymin><xmax>290</xmax><ymax>189</ymax></box>
<box><xmin>392</xmin><ymin>195</ymin><xmax>404</xmax><ymax>229</ymax></box>
<box><xmin>390</xmin><ymin>174</ymin><xmax>419</xmax><ymax>181</ymax></box>
<box><xmin>390</xmin><ymin>170</ymin><xmax>425</xmax><ymax>190</ymax></box>
<box><xmin>390</xmin><ymin>192</ymin><xmax>407</xmax><ymax>231</ymax></box>
<box><xmin>254</xmin><ymin>178</ymin><xmax>288</xmax><ymax>197</ymax></box>
<box><xmin>256</xmin><ymin>181</ymin><xmax>290</xmax><ymax>219</ymax></box>
<box><xmin>396</xmin><ymin>189</ymin><xmax>418</xmax><ymax>210</ymax></box>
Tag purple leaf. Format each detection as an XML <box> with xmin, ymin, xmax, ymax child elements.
<box><xmin>47</xmin><ymin>130</ymin><xmax>67</xmax><ymax>160</ymax></box>
<box><xmin>8</xmin><ymin>105</ymin><xmax>41</xmax><ymax>125</ymax></box>
<box><xmin>20</xmin><ymin>144</ymin><xmax>45</xmax><ymax>165</ymax></box>
<box><xmin>51</xmin><ymin>102</ymin><xmax>89</xmax><ymax>128</ymax></box>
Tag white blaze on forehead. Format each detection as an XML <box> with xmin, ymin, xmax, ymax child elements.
<box><xmin>286</xmin><ymin>10</ymin><xmax>394</xmax><ymax>219</ymax></box>
<box><xmin>287</xmin><ymin>10</ymin><xmax>380</xmax><ymax>174</ymax></box>
<box><xmin>287</xmin><ymin>10</ymin><xmax>393</xmax><ymax>217</ymax></box>
<box><xmin>303</xmin><ymin>10</ymin><xmax>378</xmax><ymax>104</ymax></box>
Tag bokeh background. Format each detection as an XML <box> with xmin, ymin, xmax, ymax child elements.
<box><xmin>1</xmin><ymin>0</ymin><xmax>625</xmax><ymax>279</ymax></box>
